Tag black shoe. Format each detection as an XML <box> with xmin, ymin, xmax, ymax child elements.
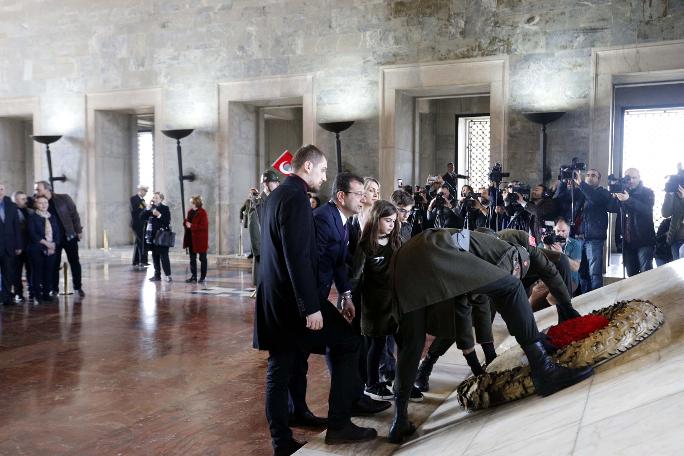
<box><xmin>198</xmin><ymin>277</ymin><xmax>206</xmax><ymax>284</ymax></box>
<box><xmin>388</xmin><ymin>395</ymin><xmax>416</xmax><ymax>444</ymax></box>
<box><xmin>408</xmin><ymin>386</ymin><xmax>424</xmax><ymax>402</ymax></box>
<box><xmin>364</xmin><ymin>383</ymin><xmax>394</xmax><ymax>401</ymax></box>
<box><xmin>149</xmin><ymin>276</ymin><xmax>162</xmax><ymax>282</ymax></box>
<box><xmin>76</xmin><ymin>289</ymin><xmax>85</xmax><ymax>297</ymax></box>
<box><xmin>273</xmin><ymin>438</ymin><xmax>306</xmax><ymax>456</ymax></box>
<box><xmin>325</xmin><ymin>422</ymin><xmax>377</xmax><ymax>445</ymax></box>
<box><xmin>14</xmin><ymin>295</ymin><xmax>25</xmax><ymax>303</ymax></box>
<box><xmin>414</xmin><ymin>352</ymin><xmax>438</xmax><ymax>392</ymax></box>
<box><xmin>289</xmin><ymin>410</ymin><xmax>328</xmax><ymax>428</ymax></box>
<box><xmin>523</xmin><ymin>340</ymin><xmax>593</xmax><ymax>397</ymax></box>
<box><xmin>185</xmin><ymin>276</ymin><xmax>197</xmax><ymax>283</ymax></box>
<box><xmin>351</xmin><ymin>395</ymin><xmax>391</xmax><ymax>416</ymax></box>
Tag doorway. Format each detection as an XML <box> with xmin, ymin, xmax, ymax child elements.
<box><xmin>0</xmin><ymin>116</ymin><xmax>34</xmax><ymax>195</ymax></box>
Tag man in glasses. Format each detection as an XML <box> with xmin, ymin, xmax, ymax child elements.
<box><xmin>554</xmin><ymin>168</ymin><xmax>613</xmax><ymax>293</ymax></box>
<box><xmin>613</xmin><ymin>168</ymin><xmax>656</xmax><ymax>276</ymax></box>
<box><xmin>391</xmin><ymin>189</ymin><xmax>416</xmax><ymax>243</ymax></box>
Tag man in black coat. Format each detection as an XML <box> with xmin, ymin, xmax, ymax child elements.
<box><xmin>253</xmin><ymin>145</ymin><xmax>376</xmax><ymax>456</ymax></box>
<box><xmin>12</xmin><ymin>191</ymin><xmax>32</xmax><ymax>302</ymax></box>
<box><xmin>614</xmin><ymin>168</ymin><xmax>656</xmax><ymax>276</ymax></box>
<box><xmin>130</xmin><ymin>185</ymin><xmax>149</xmax><ymax>268</ymax></box>
<box><xmin>0</xmin><ymin>183</ymin><xmax>22</xmax><ymax>306</ymax></box>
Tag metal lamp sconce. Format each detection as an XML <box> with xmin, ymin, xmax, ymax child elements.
<box><xmin>522</xmin><ymin>111</ymin><xmax>566</xmax><ymax>183</ymax></box>
<box><xmin>318</xmin><ymin>121</ymin><xmax>355</xmax><ymax>174</ymax></box>
<box><xmin>31</xmin><ymin>135</ymin><xmax>67</xmax><ymax>189</ymax></box>
<box><xmin>162</xmin><ymin>129</ymin><xmax>196</xmax><ymax>219</ymax></box>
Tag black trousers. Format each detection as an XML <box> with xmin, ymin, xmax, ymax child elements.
<box><xmin>265</xmin><ymin>301</ymin><xmax>359</xmax><ymax>452</ymax></box>
<box><xmin>366</xmin><ymin>336</ymin><xmax>387</xmax><ymax>387</ymax></box>
<box><xmin>52</xmin><ymin>237</ymin><xmax>82</xmax><ymax>292</ymax></box>
<box><xmin>15</xmin><ymin>250</ymin><xmax>32</xmax><ymax>297</ymax></box>
<box><xmin>0</xmin><ymin>254</ymin><xmax>16</xmax><ymax>303</ymax></box>
<box><xmin>29</xmin><ymin>249</ymin><xmax>56</xmax><ymax>300</ymax></box>
<box><xmin>394</xmin><ymin>275</ymin><xmax>541</xmax><ymax>399</ymax></box>
<box><xmin>132</xmin><ymin>226</ymin><xmax>148</xmax><ymax>265</ymax></box>
<box><xmin>189</xmin><ymin>251</ymin><xmax>207</xmax><ymax>278</ymax></box>
<box><xmin>151</xmin><ymin>245</ymin><xmax>171</xmax><ymax>277</ymax></box>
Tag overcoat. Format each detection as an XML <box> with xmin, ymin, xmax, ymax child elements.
<box><xmin>252</xmin><ymin>175</ymin><xmax>322</xmax><ymax>353</ymax></box>
<box><xmin>183</xmin><ymin>207</ymin><xmax>209</xmax><ymax>253</ymax></box>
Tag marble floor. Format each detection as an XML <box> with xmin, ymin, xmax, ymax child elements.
<box><xmin>0</xmin><ymin>260</ymin><xmax>330</xmax><ymax>455</ymax></box>
<box><xmin>298</xmin><ymin>259</ymin><xmax>684</xmax><ymax>456</ymax></box>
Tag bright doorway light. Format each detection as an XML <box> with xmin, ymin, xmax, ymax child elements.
<box><xmin>137</xmin><ymin>131</ymin><xmax>154</xmax><ymax>190</ymax></box>
<box><xmin>623</xmin><ymin>108</ymin><xmax>684</xmax><ymax>229</ymax></box>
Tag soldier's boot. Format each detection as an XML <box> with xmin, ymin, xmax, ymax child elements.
<box><xmin>388</xmin><ymin>394</ymin><xmax>416</xmax><ymax>444</ymax></box>
<box><xmin>522</xmin><ymin>340</ymin><xmax>593</xmax><ymax>397</ymax></box>
<box><xmin>414</xmin><ymin>352</ymin><xmax>438</xmax><ymax>392</ymax></box>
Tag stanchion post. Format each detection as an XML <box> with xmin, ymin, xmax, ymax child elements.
<box><xmin>60</xmin><ymin>261</ymin><xmax>74</xmax><ymax>296</ymax></box>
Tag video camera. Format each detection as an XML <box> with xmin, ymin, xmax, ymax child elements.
<box><xmin>542</xmin><ymin>233</ymin><xmax>566</xmax><ymax>246</ymax></box>
<box><xmin>489</xmin><ymin>163</ymin><xmax>510</xmax><ymax>185</ymax></box>
<box><xmin>608</xmin><ymin>174</ymin><xmax>630</xmax><ymax>193</ymax></box>
<box><xmin>665</xmin><ymin>169</ymin><xmax>684</xmax><ymax>193</ymax></box>
<box><xmin>463</xmin><ymin>192</ymin><xmax>482</xmax><ymax>209</ymax></box>
<box><xmin>507</xmin><ymin>184</ymin><xmax>531</xmax><ymax>202</ymax></box>
<box><xmin>558</xmin><ymin>157</ymin><xmax>587</xmax><ymax>180</ymax></box>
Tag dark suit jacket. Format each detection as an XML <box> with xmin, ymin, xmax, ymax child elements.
<box><xmin>0</xmin><ymin>196</ymin><xmax>21</xmax><ymax>256</ymax></box>
<box><xmin>442</xmin><ymin>172</ymin><xmax>458</xmax><ymax>194</ymax></box>
<box><xmin>253</xmin><ymin>175</ymin><xmax>321</xmax><ymax>352</ymax></box>
<box><xmin>313</xmin><ymin>201</ymin><xmax>352</xmax><ymax>300</ymax></box>
<box><xmin>130</xmin><ymin>194</ymin><xmax>146</xmax><ymax>229</ymax></box>
<box><xmin>27</xmin><ymin>212</ymin><xmax>61</xmax><ymax>255</ymax></box>
<box><xmin>141</xmin><ymin>203</ymin><xmax>171</xmax><ymax>240</ymax></box>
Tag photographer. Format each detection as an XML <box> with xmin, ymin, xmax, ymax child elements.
<box><xmin>555</xmin><ymin>168</ymin><xmax>612</xmax><ymax>293</ymax></box>
<box><xmin>613</xmin><ymin>168</ymin><xmax>655</xmax><ymax>276</ymax></box>
<box><xmin>427</xmin><ymin>185</ymin><xmax>463</xmax><ymax>229</ymax></box>
<box><xmin>456</xmin><ymin>185</ymin><xmax>488</xmax><ymax>229</ymax></box>
<box><xmin>518</xmin><ymin>184</ymin><xmax>557</xmax><ymax>243</ymax></box>
<box><xmin>662</xmin><ymin>182</ymin><xmax>684</xmax><ymax>260</ymax></box>
<box><xmin>503</xmin><ymin>188</ymin><xmax>532</xmax><ymax>232</ymax></box>
<box><xmin>535</xmin><ymin>218</ymin><xmax>582</xmax><ymax>304</ymax></box>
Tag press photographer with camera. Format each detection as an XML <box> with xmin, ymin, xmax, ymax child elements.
<box><xmin>426</xmin><ymin>184</ymin><xmax>463</xmax><ymax>229</ymax></box>
<box><xmin>456</xmin><ymin>185</ymin><xmax>488</xmax><ymax>229</ymax></box>
<box><xmin>554</xmin><ymin>166</ymin><xmax>612</xmax><ymax>293</ymax></box>
<box><xmin>518</xmin><ymin>184</ymin><xmax>558</xmax><ymax>243</ymax></box>
<box><xmin>610</xmin><ymin>168</ymin><xmax>656</xmax><ymax>276</ymax></box>
<box><xmin>503</xmin><ymin>184</ymin><xmax>533</xmax><ymax>232</ymax></box>
<box><xmin>542</xmin><ymin>217</ymin><xmax>581</xmax><ymax>294</ymax></box>
<box><xmin>661</xmin><ymin>167</ymin><xmax>684</xmax><ymax>261</ymax></box>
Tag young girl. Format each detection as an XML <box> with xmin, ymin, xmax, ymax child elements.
<box><xmin>352</xmin><ymin>200</ymin><xmax>415</xmax><ymax>402</ymax></box>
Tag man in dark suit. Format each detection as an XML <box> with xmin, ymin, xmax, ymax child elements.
<box><xmin>0</xmin><ymin>183</ymin><xmax>22</xmax><ymax>306</ymax></box>
<box><xmin>130</xmin><ymin>185</ymin><xmax>149</xmax><ymax>268</ymax></box>
<box><xmin>313</xmin><ymin>172</ymin><xmax>391</xmax><ymax>416</ymax></box>
<box><xmin>442</xmin><ymin>162</ymin><xmax>458</xmax><ymax>194</ymax></box>
<box><xmin>253</xmin><ymin>145</ymin><xmax>376</xmax><ymax>456</ymax></box>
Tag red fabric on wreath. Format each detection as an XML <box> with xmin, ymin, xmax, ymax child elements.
<box><xmin>547</xmin><ymin>314</ymin><xmax>610</xmax><ymax>348</ymax></box>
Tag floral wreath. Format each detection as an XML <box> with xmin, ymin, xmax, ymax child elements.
<box><xmin>456</xmin><ymin>299</ymin><xmax>664</xmax><ymax>410</ymax></box>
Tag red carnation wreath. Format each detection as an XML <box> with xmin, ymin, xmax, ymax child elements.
<box><xmin>546</xmin><ymin>314</ymin><xmax>610</xmax><ymax>348</ymax></box>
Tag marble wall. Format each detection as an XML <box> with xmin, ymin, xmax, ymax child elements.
<box><xmin>1</xmin><ymin>0</ymin><xmax>684</xmax><ymax>252</ymax></box>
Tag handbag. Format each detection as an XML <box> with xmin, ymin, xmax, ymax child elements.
<box><xmin>153</xmin><ymin>228</ymin><xmax>176</xmax><ymax>247</ymax></box>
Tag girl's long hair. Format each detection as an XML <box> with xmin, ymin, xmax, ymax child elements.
<box><xmin>359</xmin><ymin>200</ymin><xmax>401</xmax><ymax>255</ymax></box>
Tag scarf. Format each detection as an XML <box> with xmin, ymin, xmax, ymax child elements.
<box><xmin>36</xmin><ymin>210</ymin><xmax>53</xmax><ymax>243</ymax></box>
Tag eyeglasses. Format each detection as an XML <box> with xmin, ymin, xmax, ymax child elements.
<box><xmin>345</xmin><ymin>191</ymin><xmax>365</xmax><ymax>197</ymax></box>
<box><xmin>397</xmin><ymin>208</ymin><xmax>409</xmax><ymax>214</ymax></box>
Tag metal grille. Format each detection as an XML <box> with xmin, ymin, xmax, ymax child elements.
<box><xmin>623</xmin><ymin>108</ymin><xmax>684</xmax><ymax>231</ymax></box>
<box><xmin>465</xmin><ymin>117</ymin><xmax>491</xmax><ymax>190</ymax></box>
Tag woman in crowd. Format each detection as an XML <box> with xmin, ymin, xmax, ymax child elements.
<box><xmin>352</xmin><ymin>201</ymin><xmax>413</xmax><ymax>402</ymax></box>
<box><xmin>27</xmin><ymin>195</ymin><xmax>61</xmax><ymax>303</ymax></box>
<box><xmin>357</xmin><ymin>177</ymin><xmax>380</xmax><ymax>231</ymax></box>
<box><xmin>662</xmin><ymin>183</ymin><xmax>684</xmax><ymax>260</ymax></box>
<box><xmin>143</xmin><ymin>192</ymin><xmax>172</xmax><ymax>282</ymax></box>
<box><xmin>183</xmin><ymin>195</ymin><xmax>209</xmax><ymax>283</ymax></box>
<box><xmin>308</xmin><ymin>193</ymin><xmax>320</xmax><ymax>209</ymax></box>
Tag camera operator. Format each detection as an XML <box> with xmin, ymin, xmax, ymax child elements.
<box><xmin>427</xmin><ymin>184</ymin><xmax>463</xmax><ymax>229</ymax></box>
<box><xmin>612</xmin><ymin>168</ymin><xmax>656</xmax><ymax>276</ymax></box>
<box><xmin>518</xmin><ymin>184</ymin><xmax>558</xmax><ymax>244</ymax></box>
<box><xmin>503</xmin><ymin>187</ymin><xmax>532</xmax><ymax>233</ymax></box>
<box><xmin>661</xmin><ymin>176</ymin><xmax>684</xmax><ymax>260</ymax></box>
<box><xmin>456</xmin><ymin>185</ymin><xmax>488</xmax><ymax>229</ymax></box>
<box><xmin>554</xmin><ymin>168</ymin><xmax>611</xmax><ymax>293</ymax></box>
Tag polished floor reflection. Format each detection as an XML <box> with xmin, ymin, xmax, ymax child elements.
<box><xmin>0</xmin><ymin>261</ymin><xmax>329</xmax><ymax>455</ymax></box>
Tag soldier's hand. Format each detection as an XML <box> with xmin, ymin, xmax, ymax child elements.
<box><xmin>306</xmin><ymin>311</ymin><xmax>323</xmax><ymax>331</ymax></box>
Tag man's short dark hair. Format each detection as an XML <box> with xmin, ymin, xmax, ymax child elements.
<box><xmin>332</xmin><ymin>172</ymin><xmax>364</xmax><ymax>195</ymax></box>
<box><xmin>391</xmin><ymin>189</ymin><xmax>413</xmax><ymax>207</ymax></box>
<box><xmin>291</xmin><ymin>144</ymin><xmax>325</xmax><ymax>171</ymax></box>
<box><xmin>35</xmin><ymin>180</ymin><xmax>52</xmax><ymax>192</ymax></box>
<box><xmin>440</xmin><ymin>184</ymin><xmax>451</xmax><ymax>192</ymax></box>
<box><xmin>588</xmin><ymin>168</ymin><xmax>602</xmax><ymax>180</ymax></box>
